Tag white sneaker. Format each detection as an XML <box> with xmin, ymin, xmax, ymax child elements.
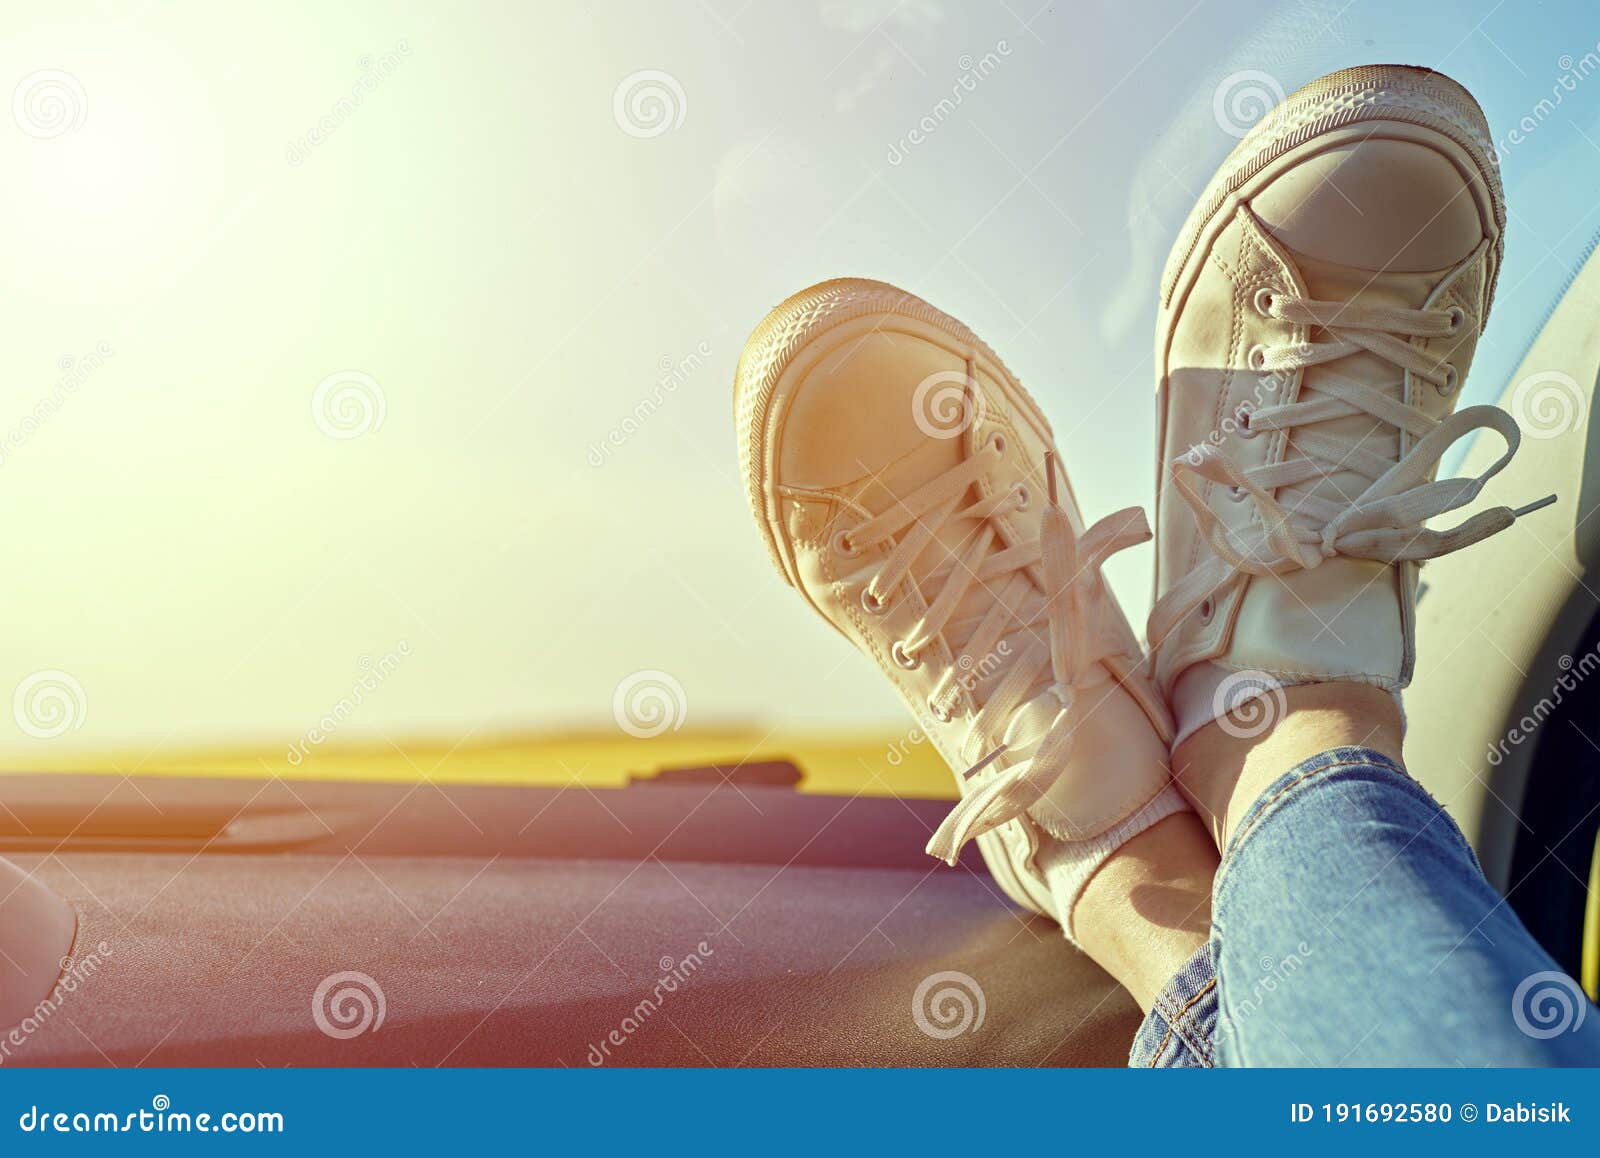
<box><xmin>1148</xmin><ymin>65</ymin><xmax>1551</xmax><ymax>739</ymax></box>
<box><xmin>735</xmin><ymin>278</ymin><xmax>1181</xmax><ymax>930</ymax></box>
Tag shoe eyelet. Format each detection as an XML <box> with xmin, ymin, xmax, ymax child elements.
<box><xmin>1247</xmin><ymin>344</ymin><xmax>1268</xmax><ymax>372</ymax></box>
<box><xmin>831</xmin><ymin>527</ymin><xmax>860</xmax><ymax>557</ymax></box>
<box><xmin>986</xmin><ymin>432</ymin><xmax>1007</xmax><ymax>456</ymax></box>
<box><xmin>861</xmin><ymin>587</ymin><xmax>889</xmax><ymax>615</ymax></box>
<box><xmin>1198</xmin><ymin>598</ymin><xmax>1215</xmax><ymax>624</ymax></box>
<box><xmin>1445</xmin><ymin>305</ymin><xmax>1466</xmax><ymax>334</ymax></box>
<box><xmin>891</xmin><ymin>641</ymin><xmax>921</xmax><ymax>670</ymax></box>
<box><xmin>1436</xmin><ymin>363</ymin><xmax>1460</xmax><ymax>395</ymax></box>
<box><xmin>927</xmin><ymin>695</ymin><xmax>953</xmax><ymax>723</ymax></box>
<box><xmin>1226</xmin><ymin>485</ymin><xmax>1246</xmax><ymax>502</ymax></box>
<box><xmin>1236</xmin><ymin>408</ymin><xmax>1258</xmax><ymax>440</ymax></box>
<box><xmin>1252</xmin><ymin>287</ymin><xmax>1277</xmax><ymax>317</ymax></box>
<box><xmin>1014</xmin><ymin>484</ymin><xmax>1030</xmax><ymax>510</ymax></box>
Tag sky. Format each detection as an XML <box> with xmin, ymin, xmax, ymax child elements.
<box><xmin>0</xmin><ymin>0</ymin><xmax>1597</xmax><ymax>760</ymax></box>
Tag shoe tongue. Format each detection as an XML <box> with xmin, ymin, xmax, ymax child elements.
<box><xmin>1279</xmin><ymin>254</ymin><xmax>1441</xmax><ymax>518</ymax></box>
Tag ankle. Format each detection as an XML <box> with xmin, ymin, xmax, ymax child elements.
<box><xmin>1172</xmin><ymin>681</ymin><xmax>1403</xmax><ymax>851</ymax></box>
<box><xmin>1069</xmin><ymin>812</ymin><xmax>1217</xmax><ymax>1011</ymax></box>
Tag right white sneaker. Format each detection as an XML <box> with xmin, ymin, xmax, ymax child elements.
<box><xmin>1148</xmin><ymin>65</ymin><xmax>1552</xmax><ymax>740</ymax></box>
<box><xmin>735</xmin><ymin>279</ymin><xmax>1181</xmax><ymax>931</ymax></box>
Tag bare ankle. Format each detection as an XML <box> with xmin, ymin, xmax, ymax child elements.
<box><xmin>1171</xmin><ymin>682</ymin><xmax>1403</xmax><ymax>851</ymax></box>
<box><xmin>1071</xmin><ymin>812</ymin><xmax>1217</xmax><ymax>1010</ymax></box>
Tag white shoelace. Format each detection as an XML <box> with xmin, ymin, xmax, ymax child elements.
<box><xmin>840</xmin><ymin>442</ymin><xmax>1148</xmax><ymax>864</ymax></box>
<box><xmin>1147</xmin><ymin>291</ymin><xmax>1554</xmax><ymax>648</ymax></box>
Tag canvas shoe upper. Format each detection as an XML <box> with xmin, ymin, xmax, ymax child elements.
<box><xmin>1148</xmin><ymin>65</ymin><xmax>1551</xmax><ymax>729</ymax></box>
<box><xmin>735</xmin><ymin>278</ymin><xmax>1175</xmax><ymax>919</ymax></box>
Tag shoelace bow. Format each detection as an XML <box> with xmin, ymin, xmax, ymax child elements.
<box><xmin>841</xmin><ymin>442</ymin><xmax>1148</xmax><ymax>865</ymax></box>
<box><xmin>1147</xmin><ymin>291</ymin><xmax>1555</xmax><ymax>648</ymax></box>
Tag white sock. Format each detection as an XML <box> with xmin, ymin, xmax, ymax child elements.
<box><xmin>1171</xmin><ymin>661</ymin><xmax>1406</xmax><ymax>747</ymax></box>
<box><xmin>1035</xmin><ymin>783</ymin><xmax>1191</xmax><ymax>943</ymax></box>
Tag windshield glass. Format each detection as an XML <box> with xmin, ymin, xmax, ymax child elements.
<box><xmin>3</xmin><ymin>0</ymin><xmax>1592</xmax><ymax>779</ymax></box>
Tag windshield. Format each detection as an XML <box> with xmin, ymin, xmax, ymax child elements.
<box><xmin>2</xmin><ymin>0</ymin><xmax>1593</xmax><ymax>778</ymax></box>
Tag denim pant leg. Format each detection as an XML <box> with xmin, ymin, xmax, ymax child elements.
<box><xmin>1129</xmin><ymin>942</ymin><xmax>1218</xmax><ymax>1067</ymax></box>
<box><xmin>1207</xmin><ymin>746</ymin><xmax>1600</xmax><ymax>1066</ymax></box>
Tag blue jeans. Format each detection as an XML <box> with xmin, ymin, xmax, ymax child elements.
<box><xmin>1129</xmin><ymin>747</ymin><xmax>1600</xmax><ymax>1066</ymax></box>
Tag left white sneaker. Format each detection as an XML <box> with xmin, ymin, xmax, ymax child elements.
<box><xmin>735</xmin><ymin>277</ymin><xmax>1182</xmax><ymax>933</ymax></box>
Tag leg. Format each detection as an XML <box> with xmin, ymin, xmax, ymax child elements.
<box><xmin>1069</xmin><ymin>811</ymin><xmax>1221</xmax><ymax>1068</ymax></box>
<box><xmin>1181</xmin><ymin>686</ymin><xmax>1600</xmax><ymax>1065</ymax></box>
<box><xmin>1172</xmin><ymin>682</ymin><xmax>1402</xmax><ymax>851</ymax></box>
<box><xmin>1070</xmin><ymin>812</ymin><xmax>1216</xmax><ymax>1012</ymax></box>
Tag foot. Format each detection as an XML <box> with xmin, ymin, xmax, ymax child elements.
<box><xmin>1147</xmin><ymin>64</ymin><xmax>1551</xmax><ymax>819</ymax></box>
<box><xmin>734</xmin><ymin>278</ymin><xmax>1182</xmax><ymax>936</ymax></box>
